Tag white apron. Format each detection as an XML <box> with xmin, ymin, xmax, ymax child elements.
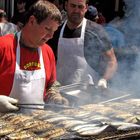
<box><xmin>10</xmin><ymin>32</ymin><xmax>46</xmax><ymax>108</ymax></box>
<box><xmin>57</xmin><ymin>18</ymin><xmax>98</xmax><ymax>86</ymax></box>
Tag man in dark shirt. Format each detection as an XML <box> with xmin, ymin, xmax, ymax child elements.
<box><xmin>11</xmin><ymin>0</ymin><xmax>27</xmax><ymax>30</ymax></box>
<box><xmin>48</xmin><ymin>0</ymin><xmax>117</xmax><ymax>88</ymax></box>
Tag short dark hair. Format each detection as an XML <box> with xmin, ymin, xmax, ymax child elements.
<box><xmin>17</xmin><ymin>0</ymin><xmax>26</xmax><ymax>4</ymax></box>
<box><xmin>66</xmin><ymin>0</ymin><xmax>89</xmax><ymax>4</ymax></box>
<box><xmin>25</xmin><ymin>0</ymin><xmax>62</xmax><ymax>24</ymax></box>
<box><xmin>0</xmin><ymin>11</ymin><xmax>6</xmax><ymax>18</ymax></box>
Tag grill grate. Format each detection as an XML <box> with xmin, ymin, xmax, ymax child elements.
<box><xmin>94</xmin><ymin>129</ymin><xmax>140</xmax><ymax>140</ymax></box>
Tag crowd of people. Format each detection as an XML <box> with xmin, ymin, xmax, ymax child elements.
<box><xmin>0</xmin><ymin>0</ymin><xmax>133</xmax><ymax>113</ymax></box>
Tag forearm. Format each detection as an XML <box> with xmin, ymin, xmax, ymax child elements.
<box><xmin>102</xmin><ymin>49</ymin><xmax>118</xmax><ymax>80</ymax></box>
<box><xmin>102</xmin><ymin>59</ymin><xmax>117</xmax><ymax>80</ymax></box>
<box><xmin>45</xmin><ymin>81</ymin><xmax>69</xmax><ymax>105</ymax></box>
<box><xmin>45</xmin><ymin>81</ymin><xmax>61</xmax><ymax>98</ymax></box>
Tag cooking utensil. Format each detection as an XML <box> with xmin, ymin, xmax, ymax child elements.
<box><xmin>98</xmin><ymin>94</ymin><xmax>131</xmax><ymax>104</ymax></box>
<box><xmin>17</xmin><ymin>103</ymin><xmax>75</xmax><ymax>110</ymax></box>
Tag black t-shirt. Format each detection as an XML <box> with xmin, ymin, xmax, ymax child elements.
<box><xmin>48</xmin><ymin>19</ymin><xmax>112</xmax><ymax>72</ymax></box>
<box><xmin>11</xmin><ymin>11</ymin><xmax>26</xmax><ymax>25</ymax></box>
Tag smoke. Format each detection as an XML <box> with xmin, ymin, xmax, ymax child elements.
<box><xmin>60</xmin><ymin>0</ymin><xmax>140</xmax><ymax>106</ymax></box>
<box><xmin>108</xmin><ymin>0</ymin><xmax>140</xmax><ymax>94</ymax></box>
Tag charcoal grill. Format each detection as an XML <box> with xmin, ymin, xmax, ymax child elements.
<box><xmin>0</xmin><ymin>83</ymin><xmax>140</xmax><ymax>140</ymax></box>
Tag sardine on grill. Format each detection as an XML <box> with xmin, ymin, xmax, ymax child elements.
<box><xmin>117</xmin><ymin>123</ymin><xmax>140</xmax><ymax>131</ymax></box>
<box><xmin>0</xmin><ymin>113</ymin><xmax>16</xmax><ymax>120</ymax></box>
<box><xmin>125</xmin><ymin>115</ymin><xmax>140</xmax><ymax>124</ymax></box>
<box><xmin>0</xmin><ymin>120</ymin><xmax>10</xmax><ymax>127</ymax></box>
<box><xmin>59</xmin><ymin>109</ymin><xmax>89</xmax><ymax>116</ymax></box>
<box><xmin>6</xmin><ymin>130</ymin><xmax>36</xmax><ymax>140</ymax></box>
<box><xmin>80</xmin><ymin>104</ymin><xmax>105</xmax><ymax>110</ymax></box>
<box><xmin>82</xmin><ymin>115</ymin><xmax>110</xmax><ymax>123</ymax></box>
<box><xmin>38</xmin><ymin>127</ymin><xmax>66</xmax><ymax>138</ymax></box>
<box><xmin>45</xmin><ymin>116</ymin><xmax>73</xmax><ymax>124</ymax></box>
<box><xmin>34</xmin><ymin>113</ymin><xmax>58</xmax><ymax>120</ymax></box>
<box><xmin>105</xmin><ymin>121</ymin><xmax>134</xmax><ymax>128</ymax></box>
<box><xmin>110</xmin><ymin>111</ymin><xmax>133</xmax><ymax>121</ymax></box>
<box><xmin>4</xmin><ymin>114</ymin><xmax>33</xmax><ymax>125</ymax></box>
<box><xmin>125</xmin><ymin>99</ymin><xmax>140</xmax><ymax>106</ymax></box>
<box><xmin>78</xmin><ymin>125</ymin><xmax>116</xmax><ymax>136</ymax></box>
<box><xmin>29</xmin><ymin>122</ymin><xmax>54</xmax><ymax>133</ymax></box>
<box><xmin>18</xmin><ymin>119</ymin><xmax>42</xmax><ymax>130</ymax></box>
<box><xmin>73</xmin><ymin>112</ymin><xmax>92</xmax><ymax>118</ymax></box>
<box><xmin>57</xmin><ymin>120</ymin><xmax>86</xmax><ymax>129</ymax></box>
<box><xmin>0</xmin><ymin>125</ymin><xmax>17</xmax><ymax>136</ymax></box>
<box><xmin>71</xmin><ymin>123</ymin><xmax>103</xmax><ymax>131</ymax></box>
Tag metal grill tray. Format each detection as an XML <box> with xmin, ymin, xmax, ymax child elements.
<box><xmin>93</xmin><ymin>129</ymin><xmax>140</xmax><ymax>140</ymax></box>
<box><xmin>59</xmin><ymin>83</ymin><xmax>132</xmax><ymax>106</ymax></box>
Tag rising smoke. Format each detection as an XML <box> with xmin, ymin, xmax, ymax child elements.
<box><xmin>109</xmin><ymin>0</ymin><xmax>140</xmax><ymax>95</ymax></box>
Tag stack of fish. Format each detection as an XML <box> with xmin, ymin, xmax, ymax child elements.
<box><xmin>0</xmin><ymin>112</ymin><xmax>67</xmax><ymax>139</ymax></box>
<box><xmin>0</xmin><ymin>98</ymin><xmax>140</xmax><ymax>139</ymax></box>
<box><xmin>31</xmin><ymin>99</ymin><xmax>140</xmax><ymax>138</ymax></box>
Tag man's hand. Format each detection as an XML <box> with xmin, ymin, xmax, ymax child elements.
<box><xmin>47</xmin><ymin>93</ymin><xmax>69</xmax><ymax>105</ymax></box>
<box><xmin>97</xmin><ymin>78</ymin><xmax>107</xmax><ymax>89</ymax></box>
<box><xmin>0</xmin><ymin>95</ymin><xmax>19</xmax><ymax>112</ymax></box>
<box><xmin>46</xmin><ymin>81</ymin><xmax>69</xmax><ymax>105</ymax></box>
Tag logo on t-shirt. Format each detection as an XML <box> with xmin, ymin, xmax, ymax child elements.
<box><xmin>23</xmin><ymin>62</ymin><xmax>41</xmax><ymax>70</ymax></box>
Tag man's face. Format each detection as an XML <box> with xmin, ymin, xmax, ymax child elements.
<box><xmin>29</xmin><ymin>16</ymin><xmax>60</xmax><ymax>47</ymax></box>
<box><xmin>17</xmin><ymin>2</ymin><xmax>26</xmax><ymax>11</ymax></box>
<box><xmin>65</xmin><ymin>0</ymin><xmax>88</xmax><ymax>24</ymax></box>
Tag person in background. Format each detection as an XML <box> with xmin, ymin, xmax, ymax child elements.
<box><xmin>0</xmin><ymin>0</ymin><xmax>68</xmax><ymax>113</ymax></box>
<box><xmin>11</xmin><ymin>0</ymin><xmax>27</xmax><ymax>30</ymax></box>
<box><xmin>85</xmin><ymin>5</ymin><xmax>99</xmax><ymax>22</ymax></box>
<box><xmin>48</xmin><ymin>0</ymin><xmax>117</xmax><ymax>88</ymax></box>
<box><xmin>85</xmin><ymin>4</ymin><xmax>127</xmax><ymax>88</ymax></box>
<box><xmin>85</xmin><ymin>5</ymin><xmax>126</xmax><ymax>59</ymax></box>
<box><xmin>97</xmin><ymin>11</ymin><xmax>106</xmax><ymax>25</ymax></box>
<box><xmin>0</xmin><ymin>9</ymin><xmax>17</xmax><ymax>36</ymax></box>
<box><xmin>53</xmin><ymin>0</ymin><xmax>67</xmax><ymax>24</ymax></box>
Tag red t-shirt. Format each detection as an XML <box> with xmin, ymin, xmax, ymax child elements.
<box><xmin>0</xmin><ymin>34</ymin><xmax>56</xmax><ymax>96</ymax></box>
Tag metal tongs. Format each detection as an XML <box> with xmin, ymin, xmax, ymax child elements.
<box><xmin>17</xmin><ymin>103</ymin><xmax>76</xmax><ymax>110</ymax></box>
<box><xmin>17</xmin><ymin>103</ymin><xmax>45</xmax><ymax>110</ymax></box>
<box><xmin>98</xmin><ymin>94</ymin><xmax>131</xmax><ymax>104</ymax></box>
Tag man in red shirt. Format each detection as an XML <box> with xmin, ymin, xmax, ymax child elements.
<box><xmin>0</xmin><ymin>0</ymin><xmax>68</xmax><ymax>112</ymax></box>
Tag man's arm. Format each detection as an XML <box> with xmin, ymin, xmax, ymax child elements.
<box><xmin>102</xmin><ymin>48</ymin><xmax>118</xmax><ymax>80</ymax></box>
<box><xmin>98</xmin><ymin>48</ymin><xmax>117</xmax><ymax>88</ymax></box>
<box><xmin>45</xmin><ymin>81</ymin><xmax>69</xmax><ymax>105</ymax></box>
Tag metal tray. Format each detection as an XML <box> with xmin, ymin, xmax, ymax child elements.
<box><xmin>59</xmin><ymin>83</ymin><xmax>132</xmax><ymax>107</ymax></box>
